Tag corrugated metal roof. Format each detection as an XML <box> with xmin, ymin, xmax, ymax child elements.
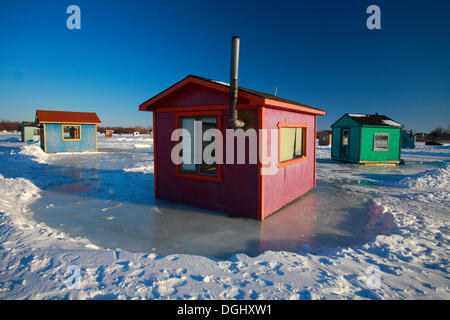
<box><xmin>36</xmin><ymin>110</ymin><xmax>101</xmax><ymax>124</ymax></box>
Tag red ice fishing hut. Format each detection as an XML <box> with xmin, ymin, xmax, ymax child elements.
<box><xmin>139</xmin><ymin>37</ymin><xmax>325</xmax><ymax>220</ymax></box>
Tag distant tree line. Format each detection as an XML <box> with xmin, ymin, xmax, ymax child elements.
<box><xmin>0</xmin><ymin>121</ymin><xmax>152</xmax><ymax>135</ymax></box>
<box><xmin>0</xmin><ymin>120</ymin><xmax>21</xmax><ymax>132</ymax></box>
<box><xmin>97</xmin><ymin>126</ymin><xmax>152</xmax><ymax>135</ymax></box>
<box><xmin>429</xmin><ymin>126</ymin><xmax>450</xmax><ymax>138</ymax></box>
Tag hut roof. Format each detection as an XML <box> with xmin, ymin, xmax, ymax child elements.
<box><xmin>139</xmin><ymin>75</ymin><xmax>325</xmax><ymax>115</ymax></box>
<box><xmin>191</xmin><ymin>75</ymin><xmax>325</xmax><ymax>112</ymax></box>
<box><xmin>332</xmin><ymin>113</ymin><xmax>402</xmax><ymax>128</ymax></box>
<box><xmin>36</xmin><ymin>110</ymin><xmax>101</xmax><ymax>124</ymax></box>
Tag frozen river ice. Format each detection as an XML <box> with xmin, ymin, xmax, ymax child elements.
<box><xmin>3</xmin><ymin>135</ymin><xmax>448</xmax><ymax>259</ymax></box>
<box><xmin>1</xmin><ymin>133</ymin><xmax>449</xmax><ymax>299</ymax></box>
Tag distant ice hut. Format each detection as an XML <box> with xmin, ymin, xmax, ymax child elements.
<box><xmin>331</xmin><ymin>113</ymin><xmax>402</xmax><ymax>165</ymax></box>
<box><xmin>21</xmin><ymin>121</ymin><xmax>40</xmax><ymax>142</ymax></box>
<box><xmin>318</xmin><ymin>130</ymin><xmax>332</xmax><ymax>146</ymax></box>
<box><xmin>35</xmin><ymin>110</ymin><xmax>101</xmax><ymax>153</ymax></box>
<box><xmin>105</xmin><ymin>129</ymin><xmax>114</xmax><ymax>138</ymax></box>
<box><xmin>401</xmin><ymin>130</ymin><xmax>416</xmax><ymax>149</ymax></box>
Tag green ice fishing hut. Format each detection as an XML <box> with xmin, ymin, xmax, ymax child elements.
<box><xmin>331</xmin><ymin>113</ymin><xmax>403</xmax><ymax>165</ymax></box>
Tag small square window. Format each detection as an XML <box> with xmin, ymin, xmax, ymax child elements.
<box><xmin>279</xmin><ymin>125</ymin><xmax>307</xmax><ymax>165</ymax></box>
<box><xmin>374</xmin><ymin>133</ymin><xmax>389</xmax><ymax>151</ymax></box>
<box><xmin>63</xmin><ymin>125</ymin><xmax>81</xmax><ymax>140</ymax></box>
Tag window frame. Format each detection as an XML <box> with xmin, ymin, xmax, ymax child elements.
<box><xmin>174</xmin><ymin>111</ymin><xmax>223</xmax><ymax>182</ymax></box>
<box><xmin>373</xmin><ymin>133</ymin><xmax>390</xmax><ymax>151</ymax></box>
<box><xmin>277</xmin><ymin>122</ymin><xmax>308</xmax><ymax>168</ymax></box>
<box><xmin>341</xmin><ymin>128</ymin><xmax>349</xmax><ymax>146</ymax></box>
<box><xmin>62</xmin><ymin>125</ymin><xmax>81</xmax><ymax>141</ymax></box>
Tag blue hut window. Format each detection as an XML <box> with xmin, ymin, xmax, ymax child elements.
<box><xmin>374</xmin><ymin>133</ymin><xmax>389</xmax><ymax>151</ymax></box>
<box><xmin>63</xmin><ymin>125</ymin><xmax>81</xmax><ymax>140</ymax></box>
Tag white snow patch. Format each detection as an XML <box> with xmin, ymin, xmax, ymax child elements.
<box><xmin>381</xmin><ymin>119</ymin><xmax>402</xmax><ymax>127</ymax></box>
<box><xmin>0</xmin><ymin>133</ymin><xmax>448</xmax><ymax>299</ymax></box>
<box><xmin>398</xmin><ymin>163</ymin><xmax>449</xmax><ymax>191</ymax></box>
<box><xmin>18</xmin><ymin>143</ymin><xmax>49</xmax><ymax>164</ymax></box>
<box><xmin>123</xmin><ymin>162</ymin><xmax>154</xmax><ymax>174</ymax></box>
<box><xmin>347</xmin><ymin>114</ymin><xmax>368</xmax><ymax>117</ymax></box>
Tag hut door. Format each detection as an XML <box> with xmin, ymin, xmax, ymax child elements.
<box><xmin>340</xmin><ymin>129</ymin><xmax>349</xmax><ymax>159</ymax></box>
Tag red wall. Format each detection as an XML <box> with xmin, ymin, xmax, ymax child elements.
<box><xmin>263</xmin><ymin>108</ymin><xmax>316</xmax><ymax>219</ymax></box>
<box><xmin>155</xmin><ymin>109</ymin><xmax>259</xmax><ymax>218</ymax></box>
<box><xmin>153</xmin><ymin>83</ymin><xmax>317</xmax><ymax>219</ymax></box>
<box><xmin>157</xmin><ymin>82</ymin><xmax>249</xmax><ymax>107</ymax></box>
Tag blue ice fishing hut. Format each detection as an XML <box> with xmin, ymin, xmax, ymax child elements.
<box><xmin>35</xmin><ymin>110</ymin><xmax>101</xmax><ymax>153</ymax></box>
<box><xmin>401</xmin><ymin>130</ymin><xmax>416</xmax><ymax>149</ymax></box>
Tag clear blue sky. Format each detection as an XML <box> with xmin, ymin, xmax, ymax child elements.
<box><xmin>0</xmin><ymin>0</ymin><xmax>449</xmax><ymax>131</ymax></box>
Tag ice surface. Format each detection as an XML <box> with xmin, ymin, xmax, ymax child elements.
<box><xmin>2</xmin><ymin>135</ymin><xmax>447</xmax><ymax>259</ymax></box>
<box><xmin>30</xmin><ymin>179</ymin><xmax>374</xmax><ymax>259</ymax></box>
<box><xmin>0</xmin><ymin>133</ymin><xmax>449</xmax><ymax>299</ymax></box>
<box><xmin>0</xmin><ymin>134</ymin><xmax>377</xmax><ymax>258</ymax></box>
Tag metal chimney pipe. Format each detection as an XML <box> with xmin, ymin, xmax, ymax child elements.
<box><xmin>229</xmin><ymin>36</ymin><xmax>245</xmax><ymax>128</ymax></box>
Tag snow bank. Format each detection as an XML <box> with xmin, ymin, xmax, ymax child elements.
<box><xmin>123</xmin><ymin>162</ymin><xmax>154</xmax><ymax>174</ymax></box>
<box><xmin>365</xmin><ymin>201</ymin><xmax>396</xmax><ymax>236</ymax></box>
<box><xmin>18</xmin><ymin>143</ymin><xmax>49</xmax><ymax>164</ymax></box>
<box><xmin>398</xmin><ymin>162</ymin><xmax>449</xmax><ymax>191</ymax></box>
<box><xmin>133</xmin><ymin>143</ymin><xmax>152</xmax><ymax>149</ymax></box>
<box><xmin>396</xmin><ymin>162</ymin><xmax>450</xmax><ymax>205</ymax></box>
<box><xmin>0</xmin><ymin>174</ymin><xmax>98</xmax><ymax>250</ymax></box>
<box><xmin>17</xmin><ymin>143</ymin><xmax>108</xmax><ymax>164</ymax></box>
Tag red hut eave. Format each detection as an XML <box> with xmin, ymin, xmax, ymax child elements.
<box><xmin>139</xmin><ymin>75</ymin><xmax>325</xmax><ymax>116</ymax></box>
<box><xmin>263</xmin><ymin>99</ymin><xmax>326</xmax><ymax>115</ymax></box>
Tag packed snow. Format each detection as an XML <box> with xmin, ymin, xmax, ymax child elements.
<box><xmin>0</xmin><ymin>133</ymin><xmax>448</xmax><ymax>299</ymax></box>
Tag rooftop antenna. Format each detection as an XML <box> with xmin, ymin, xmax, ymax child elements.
<box><xmin>274</xmin><ymin>87</ymin><xmax>278</xmax><ymax>96</ymax></box>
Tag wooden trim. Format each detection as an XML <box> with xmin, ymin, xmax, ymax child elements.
<box><xmin>314</xmin><ymin>116</ymin><xmax>317</xmax><ymax>188</ymax></box>
<box><xmin>264</xmin><ymin>99</ymin><xmax>326</xmax><ymax>115</ymax></box>
<box><xmin>139</xmin><ymin>77</ymin><xmax>224</xmax><ymax>110</ymax></box>
<box><xmin>95</xmin><ymin>125</ymin><xmax>98</xmax><ymax>152</ymax></box>
<box><xmin>360</xmin><ymin>161</ymin><xmax>400</xmax><ymax>166</ymax></box>
<box><xmin>277</xmin><ymin>122</ymin><xmax>308</xmax><ymax>128</ymax></box>
<box><xmin>174</xmin><ymin>172</ymin><xmax>223</xmax><ymax>182</ymax></box>
<box><xmin>139</xmin><ymin>75</ymin><xmax>326</xmax><ymax>116</ymax></box>
<box><xmin>61</xmin><ymin>124</ymin><xmax>81</xmax><ymax>141</ymax></box>
<box><xmin>139</xmin><ymin>76</ymin><xmax>263</xmax><ymax>111</ymax></box>
<box><xmin>39</xmin><ymin>121</ymin><xmax>101</xmax><ymax>124</ymax></box>
<box><xmin>43</xmin><ymin>123</ymin><xmax>47</xmax><ymax>152</ymax></box>
<box><xmin>257</xmin><ymin>106</ymin><xmax>266</xmax><ymax>221</ymax></box>
<box><xmin>173</xmin><ymin>110</ymin><xmax>223</xmax><ymax>183</ymax></box>
<box><xmin>277</xmin><ymin>122</ymin><xmax>308</xmax><ymax>168</ymax></box>
<box><xmin>153</xmin><ymin>112</ymin><xmax>158</xmax><ymax>199</ymax></box>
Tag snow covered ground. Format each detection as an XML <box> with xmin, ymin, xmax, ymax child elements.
<box><xmin>0</xmin><ymin>132</ymin><xmax>448</xmax><ymax>299</ymax></box>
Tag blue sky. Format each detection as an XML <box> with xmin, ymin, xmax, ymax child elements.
<box><xmin>0</xmin><ymin>0</ymin><xmax>449</xmax><ymax>131</ymax></box>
